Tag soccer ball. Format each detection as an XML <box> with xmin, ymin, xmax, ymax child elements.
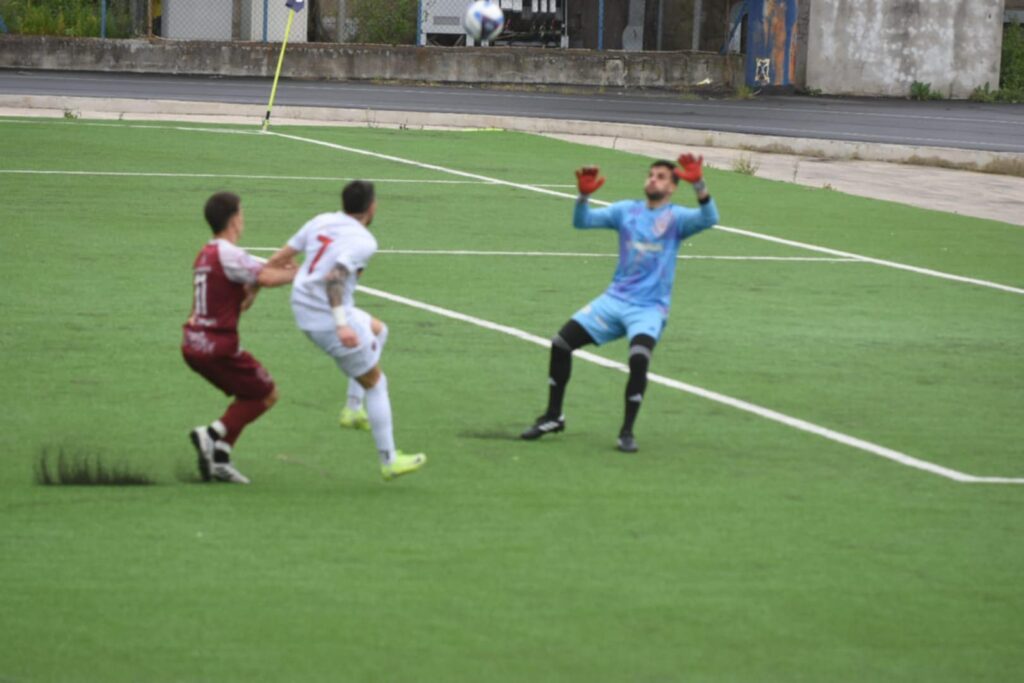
<box><xmin>464</xmin><ymin>0</ymin><xmax>505</xmax><ymax>42</ymax></box>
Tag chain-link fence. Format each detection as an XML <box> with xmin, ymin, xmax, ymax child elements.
<box><xmin>156</xmin><ymin>0</ymin><xmax>315</xmax><ymax>42</ymax></box>
<box><xmin>0</xmin><ymin>0</ymin><xmax>742</xmax><ymax>52</ymax></box>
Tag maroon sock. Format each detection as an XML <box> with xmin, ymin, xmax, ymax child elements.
<box><xmin>219</xmin><ymin>398</ymin><xmax>271</xmax><ymax>445</ymax></box>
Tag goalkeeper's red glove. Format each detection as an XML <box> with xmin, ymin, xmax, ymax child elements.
<box><xmin>575</xmin><ymin>166</ymin><xmax>606</xmax><ymax>195</ymax></box>
<box><xmin>674</xmin><ymin>153</ymin><xmax>704</xmax><ymax>184</ymax></box>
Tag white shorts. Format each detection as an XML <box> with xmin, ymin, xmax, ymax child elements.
<box><xmin>302</xmin><ymin>308</ymin><xmax>382</xmax><ymax>379</ymax></box>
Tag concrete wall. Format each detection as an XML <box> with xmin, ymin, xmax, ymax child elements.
<box><xmin>0</xmin><ymin>36</ymin><xmax>741</xmax><ymax>90</ymax></box>
<box><xmin>807</xmin><ymin>0</ymin><xmax>1005</xmax><ymax>98</ymax></box>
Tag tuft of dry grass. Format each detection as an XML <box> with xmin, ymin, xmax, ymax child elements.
<box><xmin>731</xmin><ymin>153</ymin><xmax>760</xmax><ymax>176</ymax></box>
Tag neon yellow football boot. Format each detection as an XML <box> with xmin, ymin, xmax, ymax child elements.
<box><xmin>381</xmin><ymin>451</ymin><xmax>427</xmax><ymax>482</ymax></box>
<box><xmin>339</xmin><ymin>406</ymin><xmax>370</xmax><ymax>431</ymax></box>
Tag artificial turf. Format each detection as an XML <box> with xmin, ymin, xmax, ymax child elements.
<box><xmin>1</xmin><ymin>117</ymin><xmax>1022</xmax><ymax>682</ymax></box>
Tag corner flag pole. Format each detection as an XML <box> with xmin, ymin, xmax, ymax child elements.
<box><xmin>262</xmin><ymin>0</ymin><xmax>305</xmax><ymax>132</ymax></box>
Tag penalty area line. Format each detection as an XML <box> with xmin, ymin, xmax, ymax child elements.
<box><xmin>357</xmin><ymin>284</ymin><xmax>1024</xmax><ymax>485</ymax></box>
<box><xmin>248</xmin><ymin>247</ymin><xmax>858</xmax><ymax>262</ymax></box>
<box><xmin>0</xmin><ymin>169</ymin><xmax>573</xmax><ymax>188</ymax></box>
<box><xmin>265</xmin><ymin>130</ymin><xmax>1024</xmax><ymax>297</ymax></box>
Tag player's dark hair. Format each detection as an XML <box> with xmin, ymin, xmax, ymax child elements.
<box><xmin>342</xmin><ymin>181</ymin><xmax>376</xmax><ymax>215</ymax></box>
<box><xmin>651</xmin><ymin>160</ymin><xmax>680</xmax><ymax>185</ymax></box>
<box><xmin>204</xmin><ymin>192</ymin><xmax>241</xmax><ymax>234</ymax></box>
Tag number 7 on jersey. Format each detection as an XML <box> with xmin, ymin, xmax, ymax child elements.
<box><xmin>307</xmin><ymin>235</ymin><xmax>334</xmax><ymax>273</ymax></box>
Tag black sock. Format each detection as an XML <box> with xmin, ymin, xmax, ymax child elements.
<box><xmin>545</xmin><ymin>344</ymin><xmax>572</xmax><ymax>419</ymax></box>
<box><xmin>621</xmin><ymin>340</ymin><xmax>653</xmax><ymax>436</ymax></box>
<box><xmin>213</xmin><ymin>445</ymin><xmax>231</xmax><ymax>464</ymax></box>
<box><xmin>542</xmin><ymin>320</ymin><xmax>594</xmax><ymax>420</ymax></box>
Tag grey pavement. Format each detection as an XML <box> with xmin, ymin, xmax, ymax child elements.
<box><xmin>2</xmin><ymin>68</ymin><xmax>1024</xmax><ymax>153</ymax></box>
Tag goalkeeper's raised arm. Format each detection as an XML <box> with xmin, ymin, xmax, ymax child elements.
<box><xmin>572</xmin><ymin>166</ymin><xmax>620</xmax><ymax>229</ymax></box>
<box><xmin>673</xmin><ymin>153</ymin><xmax>719</xmax><ymax>236</ymax></box>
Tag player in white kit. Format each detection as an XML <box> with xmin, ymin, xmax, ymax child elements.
<box><xmin>266</xmin><ymin>181</ymin><xmax>426</xmax><ymax>481</ymax></box>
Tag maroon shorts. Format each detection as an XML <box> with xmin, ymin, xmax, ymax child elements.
<box><xmin>182</xmin><ymin>348</ymin><xmax>275</xmax><ymax>401</ymax></box>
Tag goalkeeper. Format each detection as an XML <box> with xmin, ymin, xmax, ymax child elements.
<box><xmin>521</xmin><ymin>154</ymin><xmax>719</xmax><ymax>452</ymax></box>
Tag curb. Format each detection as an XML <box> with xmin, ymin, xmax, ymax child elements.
<box><xmin>3</xmin><ymin>94</ymin><xmax>1022</xmax><ymax>176</ymax></box>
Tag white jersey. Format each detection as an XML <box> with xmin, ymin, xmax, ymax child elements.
<box><xmin>288</xmin><ymin>211</ymin><xmax>377</xmax><ymax>330</ymax></box>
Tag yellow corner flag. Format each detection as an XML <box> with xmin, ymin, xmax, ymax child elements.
<box><xmin>262</xmin><ymin>0</ymin><xmax>306</xmax><ymax>132</ymax></box>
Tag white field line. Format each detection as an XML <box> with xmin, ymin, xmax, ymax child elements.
<box><xmin>358</xmin><ymin>284</ymin><xmax>1024</xmax><ymax>485</ymax></box>
<box><xmin>10</xmin><ymin>119</ymin><xmax>1019</xmax><ymax>481</ymax></box>
<box><xmin>248</xmin><ymin>247</ymin><xmax>857</xmax><ymax>262</ymax></box>
<box><xmin>5</xmin><ymin>120</ymin><xmax>1019</xmax><ymax>291</ymax></box>
<box><xmin>712</xmin><ymin>226</ymin><xmax>1024</xmax><ymax>295</ymax></box>
<box><xmin>0</xmin><ymin>168</ymin><xmax>574</xmax><ymax>188</ymax></box>
<box><xmin>267</xmin><ymin>130</ymin><xmax>1024</xmax><ymax>296</ymax></box>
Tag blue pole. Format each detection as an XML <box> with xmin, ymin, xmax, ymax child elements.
<box><xmin>597</xmin><ymin>0</ymin><xmax>604</xmax><ymax>50</ymax></box>
<box><xmin>100</xmin><ymin>0</ymin><xmax>107</xmax><ymax>38</ymax></box>
<box><xmin>263</xmin><ymin>0</ymin><xmax>269</xmax><ymax>42</ymax></box>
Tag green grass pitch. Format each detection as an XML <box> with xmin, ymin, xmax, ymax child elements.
<box><xmin>1</xmin><ymin>117</ymin><xmax>1022</xmax><ymax>682</ymax></box>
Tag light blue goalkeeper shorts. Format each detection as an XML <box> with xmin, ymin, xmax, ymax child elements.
<box><xmin>571</xmin><ymin>293</ymin><xmax>667</xmax><ymax>346</ymax></box>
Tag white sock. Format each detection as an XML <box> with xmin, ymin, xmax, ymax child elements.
<box><xmin>364</xmin><ymin>373</ymin><xmax>396</xmax><ymax>465</ymax></box>
<box><xmin>209</xmin><ymin>420</ymin><xmax>227</xmax><ymax>439</ymax></box>
<box><xmin>346</xmin><ymin>378</ymin><xmax>365</xmax><ymax>411</ymax></box>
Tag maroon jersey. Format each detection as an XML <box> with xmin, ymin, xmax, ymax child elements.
<box><xmin>182</xmin><ymin>240</ymin><xmax>263</xmax><ymax>356</ymax></box>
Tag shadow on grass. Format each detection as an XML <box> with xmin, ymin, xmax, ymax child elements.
<box><xmin>35</xmin><ymin>446</ymin><xmax>155</xmax><ymax>486</ymax></box>
<box><xmin>457</xmin><ymin>429</ymin><xmax>522</xmax><ymax>442</ymax></box>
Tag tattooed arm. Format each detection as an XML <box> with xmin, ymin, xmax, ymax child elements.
<box><xmin>326</xmin><ymin>263</ymin><xmax>359</xmax><ymax>348</ymax></box>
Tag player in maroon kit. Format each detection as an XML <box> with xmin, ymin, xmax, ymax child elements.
<box><xmin>182</xmin><ymin>192</ymin><xmax>295</xmax><ymax>484</ymax></box>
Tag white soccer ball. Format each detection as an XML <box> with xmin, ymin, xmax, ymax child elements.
<box><xmin>464</xmin><ymin>0</ymin><xmax>505</xmax><ymax>42</ymax></box>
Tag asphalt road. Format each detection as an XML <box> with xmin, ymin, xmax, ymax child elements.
<box><xmin>3</xmin><ymin>69</ymin><xmax>1024</xmax><ymax>153</ymax></box>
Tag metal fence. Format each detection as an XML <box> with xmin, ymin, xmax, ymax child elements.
<box><xmin>158</xmin><ymin>0</ymin><xmax>307</xmax><ymax>42</ymax></box>
<box><xmin>0</xmin><ymin>0</ymin><xmax>743</xmax><ymax>53</ymax></box>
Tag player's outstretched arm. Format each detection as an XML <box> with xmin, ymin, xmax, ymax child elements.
<box><xmin>573</xmin><ymin>166</ymin><xmax>619</xmax><ymax>229</ymax></box>
<box><xmin>256</xmin><ymin>264</ymin><xmax>297</xmax><ymax>287</ymax></box>
<box><xmin>325</xmin><ymin>263</ymin><xmax>359</xmax><ymax>348</ymax></box>
<box><xmin>575</xmin><ymin>166</ymin><xmax>605</xmax><ymax>196</ymax></box>
<box><xmin>674</xmin><ymin>153</ymin><xmax>710</xmax><ymax>201</ymax></box>
<box><xmin>266</xmin><ymin>245</ymin><xmax>300</xmax><ymax>269</ymax></box>
<box><xmin>674</xmin><ymin>153</ymin><xmax>720</xmax><ymax>235</ymax></box>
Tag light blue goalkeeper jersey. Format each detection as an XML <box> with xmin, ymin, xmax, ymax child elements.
<box><xmin>573</xmin><ymin>197</ymin><xmax>719</xmax><ymax>312</ymax></box>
